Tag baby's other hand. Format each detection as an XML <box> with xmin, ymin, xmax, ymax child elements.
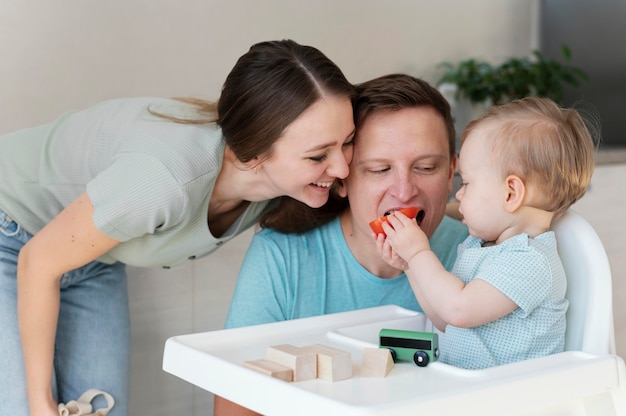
<box><xmin>373</xmin><ymin>232</ymin><xmax>408</xmax><ymax>270</ymax></box>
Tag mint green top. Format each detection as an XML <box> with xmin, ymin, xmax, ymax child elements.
<box><xmin>0</xmin><ymin>97</ymin><xmax>274</xmax><ymax>268</ymax></box>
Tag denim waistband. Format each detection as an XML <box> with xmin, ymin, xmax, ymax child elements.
<box><xmin>0</xmin><ymin>208</ymin><xmax>21</xmax><ymax>237</ymax></box>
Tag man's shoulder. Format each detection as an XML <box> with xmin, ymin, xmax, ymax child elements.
<box><xmin>253</xmin><ymin>218</ymin><xmax>339</xmax><ymax>244</ymax></box>
<box><xmin>433</xmin><ymin>215</ymin><xmax>469</xmax><ymax>242</ymax></box>
<box><xmin>435</xmin><ymin>215</ymin><xmax>469</xmax><ymax>239</ymax></box>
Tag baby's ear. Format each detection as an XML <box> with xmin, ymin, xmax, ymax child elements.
<box><xmin>504</xmin><ymin>175</ymin><xmax>525</xmax><ymax>212</ymax></box>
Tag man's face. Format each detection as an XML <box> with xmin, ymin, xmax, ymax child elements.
<box><xmin>345</xmin><ymin>106</ymin><xmax>455</xmax><ymax>241</ymax></box>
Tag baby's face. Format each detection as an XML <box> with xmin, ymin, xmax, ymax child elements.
<box><xmin>455</xmin><ymin>125</ymin><xmax>509</xmax><ymax>242</ymax></box>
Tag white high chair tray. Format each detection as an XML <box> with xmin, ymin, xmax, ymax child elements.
<box><xmin>163</xmin><ymin>305</ymin><xmax>626</xmax><ymax>415</ymax></box>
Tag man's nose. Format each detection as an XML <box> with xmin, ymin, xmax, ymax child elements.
<box><xmin>390</xmin><ymin>173</ymin><xmax>418</xmax><ymax>202</ymax></box>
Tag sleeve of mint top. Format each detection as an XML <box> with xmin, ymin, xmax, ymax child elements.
<box><xmin>477</xmin><ymin>246</ymin><xmax>552</xmax><ymax>317</ymax></box>
<box><xmin>86</xmin><ymin>153</ymin><xmax>186</xmax><ymax>242</ymax></box>
<box><xmin>225</xmin><ymin>230</ymin><xmax>292</xmax><ymax>328</ymax></box>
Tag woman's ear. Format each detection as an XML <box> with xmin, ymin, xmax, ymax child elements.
<box><xmin>504</xmin><ymin>175</ymin><xmax>525</xmax><ymax>212</ymax></box>
<box><xmin>241</xmin><ymin>155</ymin><xmax>264</xmax><ymax>174</ymax></box>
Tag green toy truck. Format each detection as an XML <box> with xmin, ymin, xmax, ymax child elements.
<box><xmin>379</xmin><ymin>328</ymin><xmax>439</xmax><ymax>367</ymax></box>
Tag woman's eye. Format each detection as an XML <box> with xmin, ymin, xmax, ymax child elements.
<box><xmin>309</xmin><ymin>154</ymin><xmax>328</xmax><ymax>162</ymax></box>
<box><xmin>343</xmin><ymin>138</ymin><xmax>354</xmax><ymax>147</ymax></box>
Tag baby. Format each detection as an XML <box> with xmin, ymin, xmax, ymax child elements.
<box><xmin>376</xmin><ymin>97</ymin><xmax>595</xmax><ymax>369</ymax></box>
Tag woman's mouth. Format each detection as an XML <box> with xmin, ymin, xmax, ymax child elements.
<box><xmin>312</xmin><ymin>181</ymin><xmax>333</xmax><ymax>188</ymax></box>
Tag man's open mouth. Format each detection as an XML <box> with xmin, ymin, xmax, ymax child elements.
<box><xmin>383</xmin><ymin>208</ymin><xmax>425</xmax><ymax>226</ymax></box>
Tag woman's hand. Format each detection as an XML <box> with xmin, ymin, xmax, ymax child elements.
<box><xmin>28</xmin><ymin>398</ymin><xmax>59</xmax><ymax>416</ymax></box>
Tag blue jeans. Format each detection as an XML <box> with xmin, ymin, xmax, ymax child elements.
<box><xmin>0</xmin><ymin>209</ymin><xmax>130</xmax><ymax>415</ymax></box>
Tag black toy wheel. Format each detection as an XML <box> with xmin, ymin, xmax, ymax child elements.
<box><xmin>413</xmin><ymin>350</ymin><xmax>429</xmax><ymax>367</ymax></box>
<box><xmin>386</xmin><ymin>348</ymin><xmax>397</xmax><ymax>363</ymax></box>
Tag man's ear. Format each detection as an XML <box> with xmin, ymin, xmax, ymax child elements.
<box><xmin>335</xmin><ymin>179</ymin><xmax>347</xmax><ymax>198</ymax></box>
<box><xmin>504</xmin><ymin>175</ymin><xmax>525</xmax><ymax>212</ymax></box>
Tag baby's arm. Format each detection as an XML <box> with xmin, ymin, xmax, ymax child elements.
<box><xmin>383</xmin><ymin>213</ymin><xmax>517</xmax><ymax>328</ymax></box>
<box><xmin>405</xmin><ymin>274</ymin><xmax>448</xmax><ymax>331</ymax></box>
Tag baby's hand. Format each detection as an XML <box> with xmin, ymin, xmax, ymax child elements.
<box><xmin>381</xmin><ymin>211</ymin><xmax>430</xmax><ymax>262</ymax></box>
<box><xmin>373</xmin><ymin>232</ymin><xmax>408</xmax><ymax>270</ymax></box>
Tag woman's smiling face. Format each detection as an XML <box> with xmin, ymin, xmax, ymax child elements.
<box><xmin>258</xmin><ymin>94</ymin><xmax>355</xmax><ymax>208</ymax></box>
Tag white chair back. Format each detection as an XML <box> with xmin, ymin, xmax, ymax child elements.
<box><xmin>552</xmin><ymin>209</ymin><xmax>615</xmax><ymax>355</ymax></box>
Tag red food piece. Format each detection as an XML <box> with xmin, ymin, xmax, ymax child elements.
<box><xmin>369</xmin><ymin>207</ymin><xmax>422</xmax><ymax>236</ymax></box>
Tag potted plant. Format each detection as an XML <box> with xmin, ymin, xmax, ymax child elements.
<box><xmin>437</xmin><ymin>45</ymin><xmax>589</xmax><ymax>106</ymax></box>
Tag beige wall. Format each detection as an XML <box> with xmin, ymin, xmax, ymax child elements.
<box><xmin>1</xmin><ymin>0</ymin><xmax>538</xmax><ymax>133</ymax></box>
<box><xmin>0</xmin><ymin>1</ymin><xmax>538</xmax><ymax>414</ymax></box>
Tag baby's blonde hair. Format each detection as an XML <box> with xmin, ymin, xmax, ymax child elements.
<box><xmin>461</xmin><ymin>97</ymin><xmax>596</xmax><ymax>214</ymax></box>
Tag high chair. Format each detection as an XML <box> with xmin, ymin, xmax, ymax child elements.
<box><xmin>552</xmin><ymin>209</ymin><xmax>616</xmax><ymax>355</ymax></box>
<box><xmin>163</xmin><ymin>209</ymin><xmax>626</xmax><ymax>415</ymax></box>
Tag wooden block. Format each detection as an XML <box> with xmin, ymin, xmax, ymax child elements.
<box><xmin>266</xmin><ymin>344</ymin><xmax>317</xmax><ymax>381</ymax></box>
<box><xmin>360</xmin><ymin>348</ymin><xmax>394</xmax><ymax>378</ymax></box>
<box><xmin>243</xmin><ymin>359</ymin><xmax>293</xmax><ymax>382</ymax></box>
<box><xmin>302</xmin><ymin>344</ymin><xmax>352</xmax><ymax>381</ymax></box>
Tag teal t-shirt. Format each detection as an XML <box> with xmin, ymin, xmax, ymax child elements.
<box><xmin>225</xmin><ymin>215</ymin><xmax>469</xmax><ymax>328</ymax></box>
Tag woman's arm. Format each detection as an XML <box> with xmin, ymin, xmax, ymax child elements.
<box><xmin>17</xmin><ymin>193</ymin><xmax>120</xmax><ymax>414</ymax></box>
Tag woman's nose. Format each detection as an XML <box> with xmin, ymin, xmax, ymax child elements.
<box><xmin>327</xmin><ymin>148</ymin><xmax>351</xmax><ymax>179</ymax></box>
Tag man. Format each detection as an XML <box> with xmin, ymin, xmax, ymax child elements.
<box><xmin>214</xmin><ymin>74</ymin><xmax>469</xmax><ymax>415</ymax></box>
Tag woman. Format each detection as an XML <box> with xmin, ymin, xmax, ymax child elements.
<box><xmin>0</xmin><ymin>39</ymin><xmax>355</xmax><ymax>415</ymax></box>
